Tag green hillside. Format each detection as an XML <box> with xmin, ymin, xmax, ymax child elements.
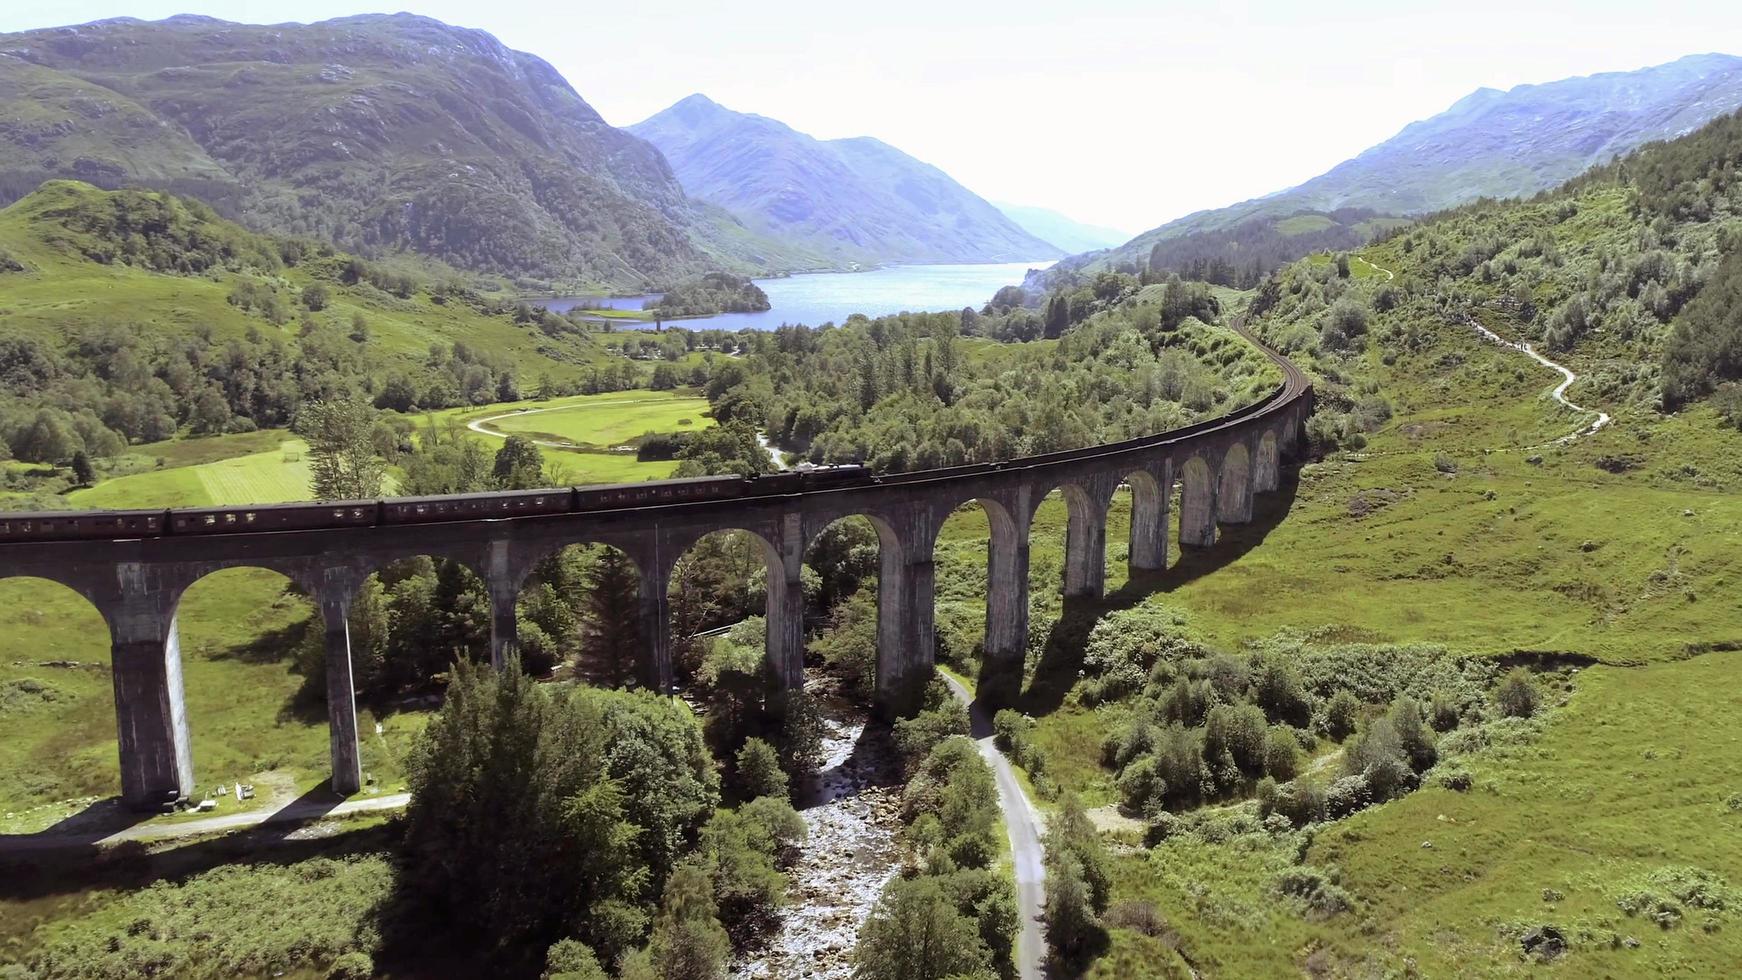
<box><xmin>987</xmin><ymin>103</ymin><xmax>1742</xmax><ymax>978</ymax></box>
<box><xmin>0</xmin><ymin>180</ymin><xmax>658</xmax><ymax>481</ymax></box>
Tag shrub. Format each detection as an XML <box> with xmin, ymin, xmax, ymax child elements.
<box><xmin>734</xmin><ymin>738</ymin><xmax>788</xmax><ymax>801</ymax></box>
<box><xmin>1117</xmin><ymin>754</ymin><xmax>1168</xmax><ymax>817</ymax></box>
<box><xmin>1320</xmin><ymin>689</ymin><xmax>1360</xmax><ymax>741</ymax></box>
<box><xmin>1324</xmin><ymin>775</ymin><xmax>1373</xmax><ymax>819</ymax></box>
<box><xmin>326</xmin><ymin>952</ymin><xmax>374</xmax><ymax>980</ymax></box>
<box><xmin>1495</xmin><ymin>668</ymin><xmax>1541</xmax><ymax>718</ymax></box>
<box><xmin>1389</xmin><ymin>700</ymin><xmax>1438</xmax><ymax>772</ymax></box>
<box><xmin>1249</xmin><ymin>653</ymin><xmax>1313</xmax><ymax>726</ymax></box>
<box><xmin>1264</xmin><ymin>726</ymin><xmax>1300</xmax><ymax>780</ymax></box>
<box><xmin>1204</xmin><ymin>703</ymin><xmax>1269</xmax><ymax>778</ymax></box>
<box><xmin>1273</xmin><ymin>780</ymin><xmax>1328</xmax><ymax>828</ymax></box>
<box><xmin>1428</xmin><ymin>691</ymin><xmax>1461</xmax><ymax>732</ymax></box>
<box><xmin>1275</xmin><ymin>867</ymin><xmax>1351</xmax><ymax>919</ymax></box>
<box><xmin>542</xmin><ymin>939</ymin><xmax>608</xmax><ymax>980</ymax></box>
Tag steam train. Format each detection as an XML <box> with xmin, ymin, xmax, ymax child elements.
<box><xmin>0</xmin><ymin>466</ymin><xmax>873</xmax><ymax>544</ymax></box>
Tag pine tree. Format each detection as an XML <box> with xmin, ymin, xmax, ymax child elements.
<box><xmin>69</xmin><ymin>450</ymin><xmax>95</xmax><ymax>487</ymax></box>
<box><xmin>581</xmin><ymin>548</ymin><xmax>644</xmax><ymax>686</ymax></box>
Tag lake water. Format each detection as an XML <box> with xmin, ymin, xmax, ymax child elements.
<box><xmin>538</xmin><ymin>261</ymin><xmax>1053</xmax><ymax>330</ymax></box>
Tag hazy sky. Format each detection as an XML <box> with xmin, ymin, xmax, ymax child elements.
<box><xmin>4</xmin><ymin>1</ymin><xmax>1741</xmax><ymax>234</ymax></box>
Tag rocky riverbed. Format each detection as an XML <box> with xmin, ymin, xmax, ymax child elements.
<box><xmin>734</xmin><ymin>682</ymin><xmax>903</xmax><ymax>979</ymax></box>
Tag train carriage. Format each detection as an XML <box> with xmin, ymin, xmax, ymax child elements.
<box><xmin>169</xmin><ymin>501</ymin><xmax>379</xmax><ymax>535</ymax></box>
<box><xmin>381</xmin><ymin>487</ymin><xmax>575</xmax><ymax>525</ymax></box>
<box><xmin>0</xmin><ymin>508</ymin><xmax>166</xmax><ymax>542</ymax></box>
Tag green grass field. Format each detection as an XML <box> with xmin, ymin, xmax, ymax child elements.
<box><xmin>473</xmin><ymin>393</ymin><xmax>711</xmax><ymax>449</ymax></box>
<box><xmin>67</xmin><ymin>439</ymin><xmax>315</xmax><ymax>509</ymax></box>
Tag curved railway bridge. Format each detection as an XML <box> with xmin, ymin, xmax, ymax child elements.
<box><xmin>0</xmin><ymin>326</ymin><xmax>1312</xmax><ymax>810</ymax></box>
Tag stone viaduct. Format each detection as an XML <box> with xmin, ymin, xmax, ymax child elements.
<box><xmin>0</xmin><ymin>330</ymin><xmax>1311</xmax><ymax>810</ymax></box>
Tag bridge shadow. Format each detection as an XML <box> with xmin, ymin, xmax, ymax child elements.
<box><xmin>1017</xmin><ymin>464</ymin><xmax>1303</xmax><ymax>717</ymax></box>
<box><xmin>0</xmin><ymin>796</ymin><xmax>148</xmax><ymax>845</ymax></box>
<box><xmin>0</xmin><ymin>798</ymin><xmax>391</xmax><ymax>904</ymax></box>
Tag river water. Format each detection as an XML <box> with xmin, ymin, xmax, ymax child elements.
<box><xmin>733</xmin><ymin>679</ymin><xmax>903</xmax><ymax>979</ymax></box>
<box><xmin>539</xmin><ymin>261</ymin><xmax>1054</xmax><ymax>330</ymax></box>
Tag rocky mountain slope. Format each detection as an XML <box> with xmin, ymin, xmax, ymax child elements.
<box><xmin>630</xmin><ymin>94</ymin><xmax>1060</xmax><ymax>265</ymax></box>
<box><xmin>0</xmin><ymin>14</ymin><xmax>821</xmax><ymax>290</ymax></box>
<box><xmin>1055</xmin><ymin>53</ymin><xmax>1742</xmax><ymax>287</ymax></box>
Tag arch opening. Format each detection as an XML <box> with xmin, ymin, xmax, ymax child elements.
<box><xmin>0</xmin><ymin>575</ymin><xmax>117</xmax><ymax>818</ymax></box>
<box><xmin>661</xmin><ymin>529</ymin><xmax>780</xmax><ymax>689</ymax></box>
<box><xmin>516</xmin><ymin>542</ymin><xmax>647</xmax><ymax>689</ymax></box>
<box><xmin>934</xmin><ymin>498</ymin><xmax>1021</xmax><ymax>669</ymax></box>
<box><xmin>803</xmin><ymin>514</ymin><xmax>891</xmax><ymax>705</ymax></box>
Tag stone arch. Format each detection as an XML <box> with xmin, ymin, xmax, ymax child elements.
<box><xmin>1255</xmin><ymin>430</ymin><xmax>1281</xmax><ymax>493</ymax></box>
<box><xmin>1218</xmin><ymin>442</ymin><xmax>1253</xmax><ymax>524</ymax></box>
<box><xmin>1178</xmin><ymin>454</ymin><xmax>1217</xmax><ymax>548</ymax></box>
<box><xmin>1123</xmin><ymin>465</ymin><xmax>1169</xmax><ymax>573</ymax></box>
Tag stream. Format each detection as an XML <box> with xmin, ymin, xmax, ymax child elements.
<box><xmin>734</xmin><ymin>677</ymin><xmax>903</xmax><ymax>979</ymax></box>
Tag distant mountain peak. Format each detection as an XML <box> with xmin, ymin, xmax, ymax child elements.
<box><xmin>631</xmin><ymin>96</ymin><xmax>1060</xmax><ymax>265</ymax></box>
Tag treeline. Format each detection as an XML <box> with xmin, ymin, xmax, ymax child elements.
<box><xmin>646</xmin><ymin>272</ymin><xmax>771</xmax><ymax>317</ymax></box>
<box><xmin>694</xmin><ymin>279</ymin><xmax>1278</xmax><ymax>473</ymax></box>
<box><xmin>1132</xmin><ymin>209</ymin><xmax>1391</xmax><ymax>289</ymax></box>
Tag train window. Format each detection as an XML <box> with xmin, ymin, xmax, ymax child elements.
<box><xmin>245</xmin><ymin>513</ymin><xmax>256</xmax><ymax>523</ymax></box>
<box><xmin>203</xmin><ymin>515</ymin><xmax>217</xmax><ymax>526</ymax></box>
<box><xmin>225</xmin><ymin>513</ymin><xmax>238</xmax><ymax>524</ymax></box>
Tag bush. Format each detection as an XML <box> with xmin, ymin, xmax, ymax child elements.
<box><xmin>1264</xmin><ymin>726</ymin><xmax>1300</xmax><ymax>780</ymax></box>
<box><xmin>1320</xmin><ymin>689</ymin><xmax>1360</xmax><ymax>741</ymax></box>
<box><xmin>326</xmin><ymin>951</ymin><xmax>374</xmax><ymax>980</ymax></box>
<box><xmin>1249</xmin><ymin>653</ymin><xmax>1313</xmax><ymax>726</ymax></box>
<box><xmin>1389</xmin><ymin>700</ymin><xmax>1438</xmax><ymax>772</ymax></box>
<box><xmin>734</xmin><ymin>738</ymin><xmax>788</xmax><ymax>801</ymax></box>
<box><xmin>542</xmin><ymin>939</ymin><xmax>607</xmax><ymax>980</ymax></box>
<box><xmin>1428</xmin><ymin>691</ymin><xmax>1461</xmax><ymax>732</ymax></box>
<box><xmin>1275</xmin><ymin>867</ymin><xmax>1351</xmax><ymax>919</ymax></box>
<box><xmin>1324</xmin><ymin>775</ymin><xmax>1373</xmax><ymax>819</ymax></box>
<box><xmin>1200</xmin><ymin>704</ymin><xmax>1262</xmax><ymax>781</ymax></box>
<box><xmin>1117</xmin><ymin>753</ymin><xmax>1168</xmax><ymax>817</ymax></box>
<box><xmin>1495</xmin><ymin>668</ymin><xmax>1541</xmax><ymax>718</ymax></box>
<box><xmin>894</xmin><ymin>701</ymin><xmax>970</xmax><ymax>762</ymax></box>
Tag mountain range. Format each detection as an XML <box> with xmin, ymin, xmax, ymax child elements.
<box><xmin>0</xmin><ymin>14</ymin><xmax>832</xmax><ymax>291</ymax></box>
<box><xmin>629</xmin><ymin>94</ymin><xmax>1061</xmax><ymax>266</ymax></box>
<box><xmin>1054</xmin><ymin>52</ymin><xmax>1742</xmax><ymax>287</ymax></box>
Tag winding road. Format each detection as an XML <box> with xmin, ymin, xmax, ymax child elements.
<box><xmin>1464</xmin><ymin>319</ymin><xmax>1612</xmax><ymax>443</ymax></box>
<box><xmin>1363</xmin><ymin>255</ymin><xmax>1610</xmax><ymax>444</ymax></box>
<box><xmin>941</xmin><ymin>672</ymin><xmax>1046</xmax><ymax>980</ymax></box>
